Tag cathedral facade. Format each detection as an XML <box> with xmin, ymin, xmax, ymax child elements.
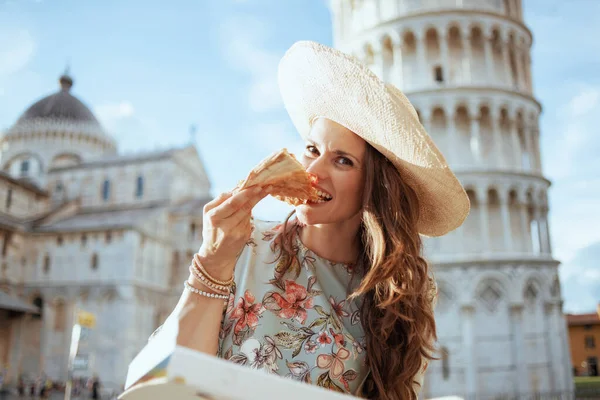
<box><xmin>327</xmin><ymin>0</ymin><xmax>572</xmax><ymax>397</ymax></box>
<box><xmin>0</xmin><ymin>74</ymin><xmax>210</xmax><ymax>392</ymax></box>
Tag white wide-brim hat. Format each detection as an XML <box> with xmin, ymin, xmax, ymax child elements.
<box><xmin>278</xmin><ymin>40</ymin><xmax>470</xmax><ymax>237</ymax></box>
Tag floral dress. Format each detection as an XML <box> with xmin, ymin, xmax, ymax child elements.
<box><xmin>217</xmin><ymin>220</ymin><xmax>370</xmax><ymax>395</ymax></box>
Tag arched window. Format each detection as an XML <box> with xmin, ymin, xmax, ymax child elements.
<box><xmin>33</xmin><ymin>296</ymin><xmax>43</xmax><ymax>319</ymax></box>
<box><xmin>43</xmin><ymin>254</ymin><xmax>51</xmax><ymax>274</ymax></box>
<box><xmin>190</xmin><ymin>222</ymin><xmax>196</xmax><ymax>240</ymax></box>
<box><xmin>91</xmin><ymin>253</ymin><xmax>99</xmax><ymax>270</ymax></box>
<box><xmin>20</xmin><ymin>159</ymin><xmax>30</xmax><ymax>176</ymax></box>
<box><xmin>135</xmin><ymin>175</ymin><xmax>144</xmax><ymax>198</ymax></box>
<box><xmin>54</xmin><ymin>299</ymin><xmax>66</xmax><ymax>331</ymax></box>
<box><xmin>441</xmin><ymin>346</ymin><xmax>450</xmax><ymax>380</ymax></box>
<box><xmin>434</xmin><ymin>65</ymin><xmax>444</xmax><ymax>83</ymax></box>
<box><xmin>1</xmin><ymin>234</ymin><xmax>8</xmax><ymax>257</ymax></box>
<box><xmin>57</xmin><ymin>235</ymin><xmax>63</xmax><ymax>246</ymax></box>
<box><xmin>102</xmin><ymin>180</ymin><xmax>110</xmax><ymax>201</ymax></box>
<box><xmin>5</xmin><ymin>188</ymin><xmax>12</xmax><ymax>211</ymax></box>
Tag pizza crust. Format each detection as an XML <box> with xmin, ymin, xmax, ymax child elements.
<box><xmin>237</xmin><ymin>149</ymin><xmax>320</xmax><ymax>206</ymax></box>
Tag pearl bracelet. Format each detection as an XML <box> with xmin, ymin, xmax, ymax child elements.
<box><xmin>193</xmin><ymin>253</ymin><xmax>234</xmax><ymax>287</ymax></box>
<box><xmin>189</xmin><ymin>263</ymin><xmax>230</xmax><ymax>294</ymax></box>
<box><xmin>183</xmin><ymin>281</ymin><xmax>229</xmax><ymax>300</ymax></box>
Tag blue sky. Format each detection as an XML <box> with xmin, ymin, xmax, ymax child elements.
<box><xmin>0</xmin><ymin>0</ymin><xmax>598</xmax><ymax>313</ymax></box>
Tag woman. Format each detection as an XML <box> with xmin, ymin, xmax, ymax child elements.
<box><xmin>164</xmin><ymin>41</ymin><xmax>470</xmax><ymax>399</ymax></box>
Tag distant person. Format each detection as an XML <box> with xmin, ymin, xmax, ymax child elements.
<box><xmin>17</xmin><ymin>376</ymin><xmax>25</xmax><ymax>397</ymax></box>
<box><xmin>91</xmin><ymin>376</ymin><xmax>100</xmax><ymax>400</ymax></box>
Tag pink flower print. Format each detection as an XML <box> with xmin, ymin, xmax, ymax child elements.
<box><xmin>329</xmin><ymin>328</ymin><xmax>346</xmax><ymax>348</ymax></box>
<box><xmin>231</xmin><ymin>290</ymin><xmax>264</xmax><ymax>335</ymax></box>
<box><xmin>304</xmin><ymin>340</ymin><xmax>318</xmax><ymax>354</ymax></box>
<box><xmin>317</xmin><ymin>331</ymin><xmax>332</xmax><ymax>347</ymax></box>
<box><xmin>329</xmin><ymin>297</ymin><xmax>349</xmax><ymax>318</ymax></box>
<box><xmin>270</xmin><ymin>280</ymin><xmax>314</xmax><ymax>324</ymax></box>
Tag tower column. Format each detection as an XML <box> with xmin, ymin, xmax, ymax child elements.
<box><xmin>523</xmin><ymin>121</ymin><xmax>533</xmax><ymax>170</ymax></box>
<box><xmin>484</xmin><ymin>33</ymin><xmax>494</xmax><ymax>82</ymax></box>
<box><xmin>461</xmin><ymin>31</ymin><xmax>472</xmax><ymax>84</ymax></box>
<box><xmin>502</xmin><ymin>38</ymin><xmax>512</xmax><ymax>86</ymax></box>
<box><xmin>517</xmin><ymin>45</ymin><xmax>528</xmax><ymax>91</ymax></box>
<box><xmin>543</xmin><ymin>207</ymin><xmax>552</xmax><ymax>254</ymax></box>
<box><xmin>533</xmin><ymin>206</ymin><xmax>543</xmax><ymax>254</ymax></box>
<box><xmin>532</xmin><ymin>124</ymin><xmax>541</xmax><ymax>172</ymax></box>
<box><xmin>372</xmin><ymin>42</ymin><xmax>384</xmax><ymax>79</ymax></box>
<box><xmin>470</xmin><ymin>107</ymin><xmax>481</xmax><ymax>163</ymax></box>
<box><xmin>490</xmin><ymin>108</ymin><xmax>503</xmax><ymax>167</ymax></box>
<box><xmin>499</xmin><ymin>190</ymin><xmax>513</xmax><ymax>251</ymax></box>
<box><xmin>440</xmin><ymin>32</ymin><xmax>451</xmax><ymax>84</ymax></box>
<box><xmin>511</xmin><ymin>304</ymin><xmax>528</xmax><ymax>395</ymax></box>
<box><xmin>461</xmin><ymin>305</ymin><xmax>477</xmax><ymax>398</ymax></box>
<box><xmin>477</xmin><ymin>187</ymin><xmax>490</xmax><ymax>253</ymax></box>
<box><xmin>446</xmin><ymin>106</ymin><xmax>457</xmax><ymax>164</ymax></box>
<box><xmin>510</xmin><ymin>117</ymin><xmax>521</xmax><ymax>171</ymax></box>
<box><xmin>393</xmin><ymin>40</ymin><xmax>404</xmax><ymax>89</ymax></box>
<box><xmin>543</xmin><ymin>302</ymin><xmax>558</xmax><ymax>393</ymax></box>
<box><xmin>415</xmin><ymin>31</ymin><xmax>428</xmax><ymax>88</ymax></box>
<box><xmin>519</xmin><ymin>195</ymin><xmax>533</xmax><ymax>253</ymax></box>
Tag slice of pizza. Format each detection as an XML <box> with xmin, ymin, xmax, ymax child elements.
<box><xmin>237</xmin><ymin>149</ymin><xmax>321</xmax><ymax>206</ymax></box>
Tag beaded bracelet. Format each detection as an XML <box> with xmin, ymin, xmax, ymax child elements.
<box><xmin>193</xmin><ymin>253</ymin><xmax>234</xmax><ymax>287</ymax></box>
<box><xmin>189</xmin><ymin>264</ymin><xmax>230</xmax><ymax>294</ymax></box>
<box><xmin>183</xmin><ymin>281</ymin><xmax>229</xmax><ymax>300</ymax></box>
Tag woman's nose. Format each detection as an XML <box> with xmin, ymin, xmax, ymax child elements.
<box><xmin>305</xmin><ymin>157</ymin><xmax>328</xmax><ymax>181</ymax></box>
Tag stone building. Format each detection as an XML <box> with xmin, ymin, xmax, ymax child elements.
<box><xmin>566</xmin><ymin>308</ymin><xmax>600</xmax><ymax>377</ymax></box>
<box><xmin>0</xmin><ymin>73</ymin><xmax>211</xmax><ymax>391</ymax></box>
<box><xmin>328</xmin><ymin>0</ymin><xmax>572</xmax><ymax>397</ymax></box>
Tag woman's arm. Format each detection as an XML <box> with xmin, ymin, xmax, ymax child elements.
<box><xmin>160</xmin><ymin>272</ymin><xmax>230</xmax><ymax>354</ymax></box>
<box><xmin>160</xmin><ymin>186</ymin><xmax>269</xmax><ymax>354</ymax></box>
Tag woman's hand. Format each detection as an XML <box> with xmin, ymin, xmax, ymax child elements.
<box><xmin>196</xmin><ymin>186</ymin><xmax>269</xmax><ymax>280</ymax></box>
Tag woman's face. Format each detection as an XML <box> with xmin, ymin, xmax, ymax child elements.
<box><xmin>296</xmin><ymin>117</ymin><xmax>366</xmax><ymax>226</ymax></box>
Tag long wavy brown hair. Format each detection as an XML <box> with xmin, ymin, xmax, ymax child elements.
<box><xmin>274</xmin><ymin>143</ymin><xmax>438</xmax><ymax>400</ymax></box>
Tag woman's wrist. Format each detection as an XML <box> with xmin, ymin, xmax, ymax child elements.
<box><xmin>194</xmin><ymin>251</ymin><xmax>236</xmax><ymax>282</ymax></box>
<box><xmin>187</xmin><ymin>272</ymin><xmax>227</xmax><ymax>295</ymax></box>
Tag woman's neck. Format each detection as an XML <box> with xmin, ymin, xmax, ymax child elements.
<box><xmin>299</xmin><ymin>217</ymin><xmax>362</xmax><ymax>265</ymax></box>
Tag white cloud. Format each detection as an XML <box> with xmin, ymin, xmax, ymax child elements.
<box><xmin>543</xmin><ymin>84</ymin><xmax>600</xmax><ymax>180</ymax></box>
<box><xmin>250</xmin><ymin>120</ymin><xmax>305</xmax><ymax>154</ymax></box>
<box><xmin>220</xmin><ymin>15</ymin><xmax>283</xmax><ymax>112</ymax></box>
<box><xmin>568</xmin><ymin>88</ymin><xmax>600</xmax><ymax>117</ymax></box>
<box><xmin>543</xmin><ymin>84</ymin><xmax>600</xmax><ymax>312</ymax></box>
<box><xmin>0</xmin><ymin>28</ymin><xmax>36</xmax><ymax>76</ymax></box>
<box><xmin>94</xmin><ymin>101</ymin><xmax>135</xmax><ymax>125</ymax></box>
<box><xmin>94</xmin><ymin>101</ymin><xmax>135</xmax><ymax>122</ymax></box>
<box><xmin>559</xmin><ymin>241</ymin><xmax>600</xmax><ymax>313</ymax></box>
<box><xmin>547</xmin><ymin>85</ymin><xmax>600</xmax><ymax>263</ymax></box>
<box><xmin>93</xmin><ymin>101</ymin><xmax>169</xmax><ymax>152</ymax></box>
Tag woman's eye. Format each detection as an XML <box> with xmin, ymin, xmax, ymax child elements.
<box><xmin>337</xmin><ymin>157</ymin><xmax>354</xmax><ymax>167</ymax></box>
<box><xmin>305</xmin><ymin>145</ymin><xmax>319</xmax><ymax>155</ymax></box>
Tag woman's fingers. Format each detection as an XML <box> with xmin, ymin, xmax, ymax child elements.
<box><xmin>203</xmin><ymin>192</ymin><xmax>233</xmax><ymax>213</ymax></box>
<box><xmin>210</xmin><ymin>186</ymin><xmax>266</xmax><ymax>220</ymax></box>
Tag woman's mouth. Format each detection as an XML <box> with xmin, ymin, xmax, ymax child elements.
<box><xmin>310</xmin><ymin>188</ymin><xmax>333</xmax><ymax>204</ymax></box>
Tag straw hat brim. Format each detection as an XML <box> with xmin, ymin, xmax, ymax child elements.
<box><xmin>278</xmin><ymin>41</ymin><xmax>470</xmax><ymax>237</ymax></box>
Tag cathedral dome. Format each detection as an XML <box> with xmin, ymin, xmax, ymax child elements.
<box><xmin>4</xmin><ymin>72</ymin><xmax>111</xmax><ymax>141</ymax></box>
<box><xmin>17</xmin><ymin>75</ymin><xmax>100</xmax><ymax>126</ymax></box>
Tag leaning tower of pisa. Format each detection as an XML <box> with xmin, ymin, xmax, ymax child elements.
<box><xmin>329</xmin><ymin>0</ymin><xmax>573</xmax><ymax>398</ymax></box>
